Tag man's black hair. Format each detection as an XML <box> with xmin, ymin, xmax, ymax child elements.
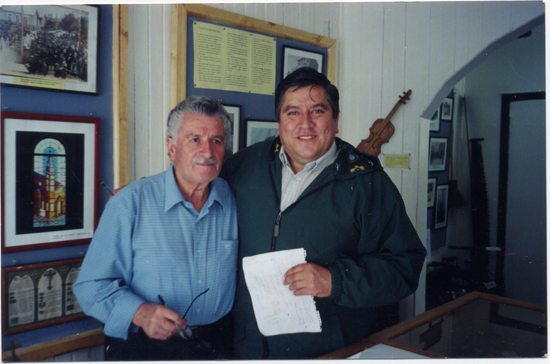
<box><xmin>274</xmin><ymin>67</ymin><xmax>340</xmax><ymax>121</ymax></box>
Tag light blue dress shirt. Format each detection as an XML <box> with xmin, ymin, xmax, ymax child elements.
<box><xmin>73</xmin><ymin>166</ymin><xmax>238</xmax><ymax>340</ymax></box>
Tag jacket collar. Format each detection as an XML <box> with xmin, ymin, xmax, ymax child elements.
<box><xmin>269</xmin><ymin>137</ymin><xmax>380</xmax><ymax>179</ymax></box>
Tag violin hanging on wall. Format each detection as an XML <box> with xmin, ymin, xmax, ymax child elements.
<box><xmin>356</xmin><ymin>90</ymin><xmax>412</xmax><ymax>156</ymax></box>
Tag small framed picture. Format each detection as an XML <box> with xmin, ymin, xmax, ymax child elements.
<box><xmin>282</xmin><ymin>45</ymin><xmax>325</xmax><ymax>77</ymax></box>
<box><xmin>428</xmin><ymin>137</ymin><xmax>448</xmax><ymax>172</ymax></box>
<box><xmin>440</xmin><ymin>97</ymin><xmax>454</xmax><ymax>121</ymax></box>
<box><xmin>222</xmin><ymin>104</ymin><xmax>241</xmax><ymax>157</ymax></box>
<box><xmin>434</xmin><ymin>184</ymin><xmax>449</xmax><ymax>229</ymax></box>
<box><xmin>2</xmin><ymin>258</ymin><xmax>86</xmax><ymax>335</ymax></box>
<box><xmin>0</xmin><ymin>5</ymin><xmax>100</xmax><ymax>95</ymax></box>
<box><xmin>430</xmin><ymin>108</ymin><xmax>440</xmax><ymax>132</ymax></box>
<box><xmin>427</xmin><ymin>178</ymin><xmax>437</xmax><ymax>207</ymax></box>
<box><xmin>245</xmin><ymin>119</ymin><xmax>278</xmax><ymax>147</ymax></box>
<box><xmin>1</xmin><ymin>112</ymin><xmax>100</xmax><ymax>253</ymax></box>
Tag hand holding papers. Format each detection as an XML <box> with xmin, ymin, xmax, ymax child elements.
<box><xmin>242</xmin><ymin>248</ymin><xmax>322</xmax><ymax>336</ymax></box>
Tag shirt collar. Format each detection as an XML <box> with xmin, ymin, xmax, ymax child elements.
<box><xmin>279</xmin><ymin>141</ymin><xmax>338</xmax><ymax>174</ymax></box>
<box><xmin>164</xmin><ymin>165</ymin><xmax>226</xmax><ymax>212</ymax></box>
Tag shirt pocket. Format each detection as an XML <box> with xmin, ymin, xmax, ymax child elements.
<box><xmin>212</xmin><ymin>239</ymin><xmax>238</xmax><ymax>286</ymax></box>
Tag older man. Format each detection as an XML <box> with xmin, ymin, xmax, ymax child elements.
<box><xmin>74</xmin><ymin>96</ymin><xmax>238</xmax><ymax>360</ymax></box>
<box><xmin>222</xmin><ymin>67</ymin><xmax>426</xmax><ymax>359</ymax></box>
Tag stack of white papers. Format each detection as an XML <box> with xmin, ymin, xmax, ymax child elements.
<box><xmin>242</xmin><ymin>248</ymin><xmax>322</xmax><ymax>336</ymax></box>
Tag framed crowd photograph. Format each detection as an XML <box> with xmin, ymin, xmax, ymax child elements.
<box><xmin>440</xmin><ymin>97</ymin><xmax>454</xmax><ymax>121</ymax></box>
<box><xmin>430</xmin><ymin>108</ymin><xmax>440</xmax><ymax>132</ymax></box>
<box><xmin>2</xmin><ymin>258</ymin><xmax>86</xmax><ymax>335</ymax></box>
<box><xmin>0</xmin><ymin>5</ymin><xmax>99</xmax><ymax>94</ymax></box>
<box><xmin>245</xmin><ymin>119</ymin><xmax>278</xmax><ymax>147</ymax></box>
<box><xmin>222</xmin><ymin>104</ymin><xmax>241</xmax><ymax>157</ymax></box>
<box><xmin>1</xmin><ymin>112</ymin><xmax>100</xmax><ymax>253</ymax></box>
<box><xmin>427</xmin><ymin>177</ymin><xmax>437</xmax><ymax>207</ymax></box>
<box><xmin>282</xmin><ymin>45</ymin><xmax>325</xmax><ymax>77</ymax></box>
<box><xmin>434</xmin><ymin>184</ymin><xmax>449</xmax><ymax>229</ymax></box>
<box><xmin>428</xmin><ymin>137</ymin><xmax>448</xmax><ymax>172</ymax></box>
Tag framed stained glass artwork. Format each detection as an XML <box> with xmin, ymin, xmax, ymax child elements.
<box><xmin>1</xmin><ymin>112</ymin><xmax>100</xmax><ymax>252</ymax></box>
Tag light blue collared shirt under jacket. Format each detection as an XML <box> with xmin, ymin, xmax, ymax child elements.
<box><xmin>74</xmin><ymin>165</ymin><xmax>238</xmax><ymax>340</ymax></box>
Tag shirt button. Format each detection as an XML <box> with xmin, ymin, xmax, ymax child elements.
<box><xmin>198</xmin><ymin>280</ymin><xmax>202</xmax><ymax>283</ymax></box>
<box><xmin>196</xmin><ymin>308</ymin><xmax>201</xmax><ymax>313</ymax></box>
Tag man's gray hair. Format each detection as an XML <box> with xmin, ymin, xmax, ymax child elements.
<box><xmin>166</xmin><ymin>96</ymin><xmax>231</xmax><ymax>142</ymax></box>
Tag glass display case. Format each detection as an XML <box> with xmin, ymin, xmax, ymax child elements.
<box><xmin>319</xmin><ymin>292</ymin><xmax>547</xmax><ymax>359</ymax></box>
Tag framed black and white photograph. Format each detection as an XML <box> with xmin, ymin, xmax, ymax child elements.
<box><xmin>427</xmin><ymin>177</ymin><xmax>437</xmax><ymax>207</ymax></box>
<box><xmin>282</xmin><ymin>45</ymin><xmax>325</xmax><ymax>77</ymax></box>
<box><xmin>440</xmin><ymin>97</ymin><xmax>454</xmax><ymax>121</ymax></box>
<box><xmin>0</xmin><ymin>5</ymin><xmax>99</xmax><ymax>94</ymax></box>
<box><xmin>245</xmin><ymin>119</ymin><xmax>278</xmax><ymax>147</ymax></box>
<box><xmin>428</xmin><ymin>137</ymin><xmax>448</xmax><ymax>172</ymax></box>
<box><xmin>434</xmin><ymin>184</ymin><xmax>449</xmax><ymax>229</ymax></box>
<box><xmin>430</xmin><ymin>108</ymin><xmax>440</xmax><ymax>132</ymax></box>
<box><xmin>222</xmin><ymin>104</ymin><xmax>241</xmax><ymax>157</ymax></box>
<box><xmin>1</xmin><ymin>112</ymin><xmax>100</xmax><ymax>253</ymax></box>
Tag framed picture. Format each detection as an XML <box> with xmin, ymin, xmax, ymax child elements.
<box><xmin>434</xmin><ymin>184</ymin><xmax>449</xmax><ymax>229</ymax></box>
<box><xmin>427</xmin><ymin>177</ymin><xmax>437</xmax><ymax>207</ymax></box>
<box><xmin>1</xmin><ymin>112</ymin><xmax>100</xmax><ymax>253</ymax></box>
<box><xmin>428</xmin><ymin>137</ymin><xmax>448</xmax><ymax>172</ymax></box>
<box><xmin>440</xmin><ymin>97</ymin><xmax>454</xmax><ymax>121</ymax></box>
<box><xmin>282</xmin><ymin>45</ymin><xmax>325</xmax><ymax>77</ymax></box>
<box><xmin>222</xmin><ymin>104</ymin><xmax>241</xmax><ymax>157</ymax></box>
<box><xmin>0</xmin><ymin>5</ymin><xmax>99</xmax><ymax>95</ymax></box>
<box><xmin>2</xmin><ymin>258</ymin><xmax>86</xmax><ymax>334</ymax></box>
<box><xmin>245</xmin><ymin>119</ymin><xmax>278</xmax><ymax>147</ymax></box>
<box><xmin>430</xmin><ymin>108</ymin><xmax>440</xmax><ymax>132</ymax></box>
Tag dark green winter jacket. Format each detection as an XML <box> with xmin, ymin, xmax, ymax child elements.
<box><xmin>222</xmin><ymin>137</ymin><xmax>426</xmax><ymax>359</ymax></box>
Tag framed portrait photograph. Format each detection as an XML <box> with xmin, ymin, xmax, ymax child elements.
<box><xmin>2</xmin><ymin>258</ymin><xmax>86</xmax><ymax>335</ymax></box>
<box><xmin>0</xmin><ymin>5</ymin><xmax>99</xmax><ymax>94</ymax></box>
<box><xmin>434</xmin><ymin>184</ymin><xmax>449</xmax><ymax>229</ymax></box>
<box><xmin>222</xmin><ymin>104</ymin><xmax>241</xmax><ymax>157</ymax></box>
<box><xmin>428</xmin><ymin>137</ymin><xmax>448</xmax><ymax>172</ymax></box>
<box><xmin>427</xmin><ymin>177</ymin><xmax>437</xmax><ymax>207</ymax></box>
<box><xmin>430</xmin><ymin>108</ymin><xmax>440</xmax><ymax>132</ymax></box>
<box><xmin>245</xmin><ymin>119</ymin><xmax>278</xmax><ymax>147</ymax></box>
<box><xmin>1</xmin><ymin>112</ymin><xmax>100</xmax><ymax>253</ymax></box>
<box><xmin>440</xmin><ymin>97</ymin><xmax>454</xmax><ymax>121</ymax></box>
<box><xmin>282</xmin><ymin>45</ymin><xmax>325</xmax><ymax>77</ymax></box>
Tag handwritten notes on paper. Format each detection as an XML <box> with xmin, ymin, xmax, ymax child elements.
<box><xmin>193</xmin><ymin>21</ymin><xmax>276</xmax><ymax>95</ymax></box>
<box><xmin>242</xmin><ymin>248</ymin><xmax>322</xmax><ymax>336</ymax></box>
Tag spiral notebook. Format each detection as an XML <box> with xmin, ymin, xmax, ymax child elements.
<box><xmin>242</xmin><ymin>248</ymin><xmax>322</xmax><ymax>336</ymax></box>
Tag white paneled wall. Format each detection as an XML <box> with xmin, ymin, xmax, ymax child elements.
<box><xmin>43</xmin><ymin>344</ymin><xmax>104</xmax><ymax>361</ymax></box>
<box><xmin>128</xmin><ymin>4</ymin><xmax>173</xmax><ymax>180</ymax></box>
<box><xmin>126</xmin><ymin>2</ymin><xmax>545</xmax><ymax>318</ymax></box>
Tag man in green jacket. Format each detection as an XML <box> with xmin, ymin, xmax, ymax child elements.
<box><xmin>222</xmin><ymin>67</ymin><xmax>426</xmax><ymax>359</ymax></box>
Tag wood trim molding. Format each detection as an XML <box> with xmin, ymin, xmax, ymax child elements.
<box><xmin>113</xmin><ymin>4</ymin><xmax>129</xmax><ymax>188</ymax></box>
<box><xmin>2</xmin><ymin>328</ymin><xmax>104</xmax><ymax>362</ymax></box>
<box><xmin>170</xmin><ymin>4</ymin><xmax>188</xmax><ymax>109</ymax></box>
<box><xmin>171</xmin><ymin>4</ymin><xmax>337</xmax><ymax>107</ymax></box>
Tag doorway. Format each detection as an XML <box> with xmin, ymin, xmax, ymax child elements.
<box><xmin>497</xmin><ymin>92</ymin><xmax>546</xmax><ymax>306</ymax></box>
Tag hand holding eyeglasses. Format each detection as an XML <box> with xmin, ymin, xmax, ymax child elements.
<box><xmin>132</xmin><ymin>302</ymin><xmax>188</xmax><ymax>340</ymax></box>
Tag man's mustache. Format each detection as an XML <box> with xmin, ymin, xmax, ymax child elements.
<box><xmin>193</xmin><ymin>157</ymin><xmax>217</xmax><ymax>165</ymax></box>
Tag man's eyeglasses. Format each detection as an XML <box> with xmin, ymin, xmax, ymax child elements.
<box><xmin>158</xmin><ymin>288</ymin><xmax>210</xmax><ymax>340</ymax></box>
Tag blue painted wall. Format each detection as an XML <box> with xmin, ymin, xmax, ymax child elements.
<box><xmin>1</xmin><ymin>5</ymin><xmax>112</xmax><ymax>351</ymax></box>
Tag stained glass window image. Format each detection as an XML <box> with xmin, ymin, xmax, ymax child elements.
<box><xmin>33</xmin><ymin>138</ymin><xmax>66</xmax><ymax>227</ymax></box>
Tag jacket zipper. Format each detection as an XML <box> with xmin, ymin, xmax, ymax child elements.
<box><xmin>269</xmin><ymin>179</ymin><xmax>335</xmax><ymax>252</ymax></box>
<box><xmin>270</xmin><ymin>211</ymin><xmax>282</xmax><ymax>252</ymax></box>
